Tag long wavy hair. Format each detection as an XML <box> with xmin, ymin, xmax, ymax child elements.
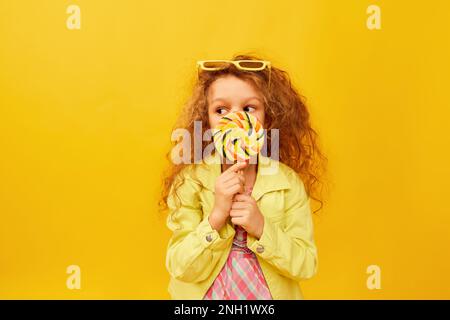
<box><xmin>159</xmin><ymin>53</ymin><xmax>327</xmax><ymax>214</ymax></box>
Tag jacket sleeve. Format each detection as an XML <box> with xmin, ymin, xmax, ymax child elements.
<box><xmin>165</xmin><ymin>173</ymin><xmax>235</xmax><ymax>283</ymax></box>
<box><xmin>247</xmin><ymin>171</ymin><xmax>318</xmax><ymax>281</ymax></box>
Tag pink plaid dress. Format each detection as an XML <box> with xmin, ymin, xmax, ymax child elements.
<box><xmin>203</xmin><ymin>187</ymin><xmax>273</xmax><ymax>300</ymax></box>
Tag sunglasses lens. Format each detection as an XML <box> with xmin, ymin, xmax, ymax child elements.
<box><xmin>202</xmin><ymin>61</ymin><xmax>229</xmax><ymax>70</ymax></box>
<box><xmin>237</xmin><ymin>61</ymin><xmax>265</xmax><ymax>69</ymax></box>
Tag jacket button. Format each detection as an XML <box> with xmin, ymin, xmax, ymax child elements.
<box><xmin>256</xmin><ymin>245</ymin><xmax>264</xmax><ymax>253</ymax></box>
<box><xmin>206</xmin><ymin>234</ymin><xmax>213</xmax><ymax>242</ymax></box>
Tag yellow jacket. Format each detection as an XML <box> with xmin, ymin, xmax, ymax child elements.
<box><xmin>165</xmin><ymin>152</ymin><xmax>318</xmax><ymax>299</ymax></box>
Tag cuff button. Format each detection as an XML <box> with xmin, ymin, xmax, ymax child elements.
<box><xmin>206</xmin><ymin>234</ymin><xmax>213</xmax><ymax>242</ymax></box>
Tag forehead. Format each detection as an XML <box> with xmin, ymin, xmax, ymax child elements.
<box><xmin>207</xmin><ymin>75</ymin><xmax>261</xmax><ymax>101</ymax></box>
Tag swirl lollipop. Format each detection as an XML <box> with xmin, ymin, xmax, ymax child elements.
<box><xmin>212</xmin><ymin>111</ymin><xmax>265</xmax><ymax>162</ymax></box>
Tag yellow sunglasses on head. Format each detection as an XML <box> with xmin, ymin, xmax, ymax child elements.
<box><xmin>197</xmin><ymin>60</ymin><xmax>272</xmax><ymax>87</ymax></box>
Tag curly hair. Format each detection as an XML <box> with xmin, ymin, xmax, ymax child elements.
<box><xmin>159</xmin><ymin>53</ymin><xmax>327</xmax><ymax>214</ymax></box>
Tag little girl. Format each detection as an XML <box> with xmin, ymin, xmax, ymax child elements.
<box><xmin>161</xmin><ymin>54</ymin><xmax>326</xmax><ymax>300</ymax></box>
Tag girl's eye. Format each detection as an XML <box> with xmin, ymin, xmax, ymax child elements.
<box><xmin>215</xmin><ymin>107</ymin><xmax>228</xmax><ymax>115</ymax></box>
<box><xmin>243</xmin><ymin>105</ymin><xmax>256</xmax><ymax>112</ymax></box>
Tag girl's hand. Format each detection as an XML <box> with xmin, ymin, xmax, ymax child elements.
<box><xmin>209</xmin><ymin>161</ymin><xmax>248</xmax><ymax>231</ymax></box>
<box><xmin>230</xmin><ymin>194</ymin><xmax>265</xmax><ymax>239</ymax></box>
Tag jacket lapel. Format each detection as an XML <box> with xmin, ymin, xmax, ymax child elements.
<box><xmin>197</xmin><ymin>152</ymin><xmax>291</xmax><ymax>201</ymax></box>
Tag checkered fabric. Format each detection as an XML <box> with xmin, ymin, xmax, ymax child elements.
<box><xmin>203</xmin><ymin>187</ymin><xmax>273</xmax><ymax>300</ymax></box>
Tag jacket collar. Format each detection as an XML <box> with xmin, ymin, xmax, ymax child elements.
<box><xmin>196</xmin><ymin>151</ymin><xmax>291</xmax><ymax>201</ymax></box>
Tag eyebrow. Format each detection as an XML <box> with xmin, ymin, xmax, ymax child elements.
<box><xmin>211</xmin><ymin>96</ymin><xmax>262</xmax><ymax>103</ymax></box>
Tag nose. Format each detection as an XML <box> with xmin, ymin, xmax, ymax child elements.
<box><xmin>229</xmin><ymin>106</ymin><xmax>243</xmax><ymax>113</ymax></box>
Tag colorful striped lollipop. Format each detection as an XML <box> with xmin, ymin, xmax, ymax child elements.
<box><xmin>212</xmin><ymin>111</ymin><xmax>265</xmax><ymax>162</ymax></box>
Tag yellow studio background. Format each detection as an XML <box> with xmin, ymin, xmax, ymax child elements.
<box><xmin>1</xmin><ymin>0</ymin><xmax>449</xmax><ymax>299</ymax></box>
